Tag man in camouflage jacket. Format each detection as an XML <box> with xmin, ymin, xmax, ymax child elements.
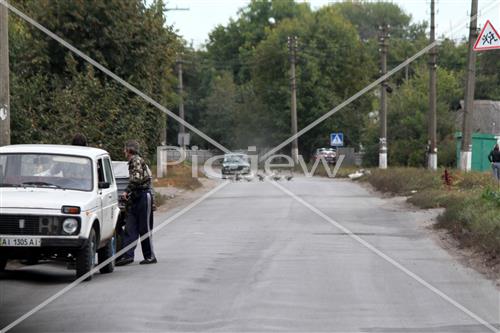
<box><xmin>116</xmin><ymin>140</ymin><xmax>157</xmax><ymax>266</ymax></box>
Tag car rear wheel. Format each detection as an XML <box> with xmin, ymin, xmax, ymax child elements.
<box><xmin>76</xmin><ymin>228</ymin><xmax>97</xmax><ymax>281</ymax></box>
<box><xmin>98</xmin><ymin>236</ymin><xmax>115</xmax><ymax>274</ymax></box>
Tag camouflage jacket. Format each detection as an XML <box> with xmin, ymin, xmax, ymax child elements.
<box><xmin>126</xmin><ymin>154</ymin><xmax>152</xmax><ymax>194</ymax></box>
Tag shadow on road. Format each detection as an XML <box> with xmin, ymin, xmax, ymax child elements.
<box><xmin>0</xmin><ymin>263</ymin><xmax>74</xmax><ymax>284</ymax></box>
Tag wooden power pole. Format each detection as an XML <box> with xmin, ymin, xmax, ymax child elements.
<box><xmin>378</xmin><ymin>25</ymin><xmax>390</xmax><ymax>169</ymax></box>
<box><xmin>460</xmin><ymin>0</ymin><xmax>479</xmax><ymax>171</ymax></box>
<box><xmin>288</xmin><ymin>36</ymin><xmax>299</xmax><ymax>163</ymax></box>
<box><xmin>0</xmin><ymin>0</ymin><xmax>10</xmax><ymax>146</ymax></box>
<box><xmin>177</xmin><ymin>54</ymin><xmax>186</xmax><ymax>148</ymax></box>
<box><xmin>428</xmin><ymin>0</ymin><xmax>438</xmax><ymax>170</ymax></box>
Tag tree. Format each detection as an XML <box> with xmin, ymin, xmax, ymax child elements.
<box><xmin>200</xmin><ymin>71</ymin><xmax>238</xmax><ymax>148</ymax></box>
<box><xmin>9</xmin><ymin>0</ymin><xmax>181</xmax><ymax>160</ymax></box>
<box><xmin>362</xmin><ymin>65</ymin><xmax>461</xmax><ymax>167</ymax></box>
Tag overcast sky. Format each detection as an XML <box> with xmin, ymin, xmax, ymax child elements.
<box><xmin>164</xmin><ymin>0</ymin><xmax>500</xmax><ymax>48</ymax></box>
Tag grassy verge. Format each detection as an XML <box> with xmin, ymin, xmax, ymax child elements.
<box><xmin>153</xmin><ymin>191</ymin><xmax>168</xmax><ymax>207</ymax></box>
<box><xmin>363</xmin><ymin>167</ymin><xmax>500</xmax><ymax>263</ymax></box>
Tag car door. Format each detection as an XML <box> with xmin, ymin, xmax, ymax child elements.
<box><xmin>102</xmin><ymin>157</ymin><xmax>118</xmax><ymax>240</ymax></box>
<box><xmin>97</xmin><ymin>157</ymin><xmax>116</xmax><ymax>240</ymax></box>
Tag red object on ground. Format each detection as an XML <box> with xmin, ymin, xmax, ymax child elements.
<box><xmin>442</xmin><ymin>169</ymin><xmax>452</xmax><ymax>187</ymax></box>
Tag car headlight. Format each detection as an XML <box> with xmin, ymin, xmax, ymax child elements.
<box><xmin>62</xmin><ymin>218</ymin><xmax>79</xmax><ymax>235</ymax></box>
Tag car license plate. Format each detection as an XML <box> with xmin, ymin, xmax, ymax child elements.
<box><xmin>0</xmin><ymin>237</ymin><xmax>41</xmax><ymax>247</ymax></box>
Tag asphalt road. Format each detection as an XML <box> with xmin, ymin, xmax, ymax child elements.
<box><xmin>1</xmin><ymin>178</ymin><xmax>499</xmax><ymax>332</ymax></box>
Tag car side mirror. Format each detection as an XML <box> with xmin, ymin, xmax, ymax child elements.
<box><xmin>98</xmin><ymin>181</ymin><xmax>110</xmax><ymax>189</ymax></box>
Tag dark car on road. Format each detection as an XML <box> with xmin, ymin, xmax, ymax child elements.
<box><xmin>313</xmin><ymin>148</ymin><xmax>337</xmax><ymax>164</ymax></box>
<box><xmin>221</xmin><ymin>153</ymin><xmax>251</xmax><ymax>178</ymax></box>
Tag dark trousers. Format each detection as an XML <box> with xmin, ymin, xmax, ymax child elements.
<box><xmin>493</xmin><ymin>162</ymin><xmax>500</xmax><ymax>180</ymax></box>
<box><xmin>123</xmin><ymin>191</ymin><xmax>155</xmax><ymax>260</ymax></box>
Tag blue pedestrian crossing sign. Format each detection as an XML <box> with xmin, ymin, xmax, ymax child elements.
<box><xmin>330</xmin><ymin>132</ymin><xmax>344</xmax><ymax>146</ymax></box>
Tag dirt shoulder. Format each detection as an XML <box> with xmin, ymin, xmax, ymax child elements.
<box><xmin>154</xmin><ymin>178</ymin><xmax>220</xmax><ymax>213</ymax></box>
<box><xmin>356</xmin><ymin>179</ymin><xmax>500</xmax><ymax>288</ymax></box>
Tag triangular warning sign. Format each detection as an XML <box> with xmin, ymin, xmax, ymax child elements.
<box><xmin>474</xmin><ymin>20</ymin><xmax>500</xmax><ymax>51</ymax></box>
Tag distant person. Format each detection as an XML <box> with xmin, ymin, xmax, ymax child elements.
<box><xmin>116</xmin><ymin>140</ymin><xmax>156</xmax><ymax>266</ymax></box>
<box><xmin>71</xmin><ymin>133</ymin><xmax>88</xmax><ymax>146</ymax></box>
<box><xmin>488</xmin><ymin>144</ymin><xmax>500</xmax><ymax>180</ymax></box>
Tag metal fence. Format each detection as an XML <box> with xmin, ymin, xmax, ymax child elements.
<box><xmin>156</xmin><ymin>146</ymin><xmax>214</xmax><ymax>178</ymax></box>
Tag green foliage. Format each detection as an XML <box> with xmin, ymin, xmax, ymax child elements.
<box><xmin>200</xmin><ymin>1</ymin><xmax>381</xmax><ymax>154</ymax></box>
<box><xmin>197</xmin><ymin>0</ymin><xmax>471</xmax><ymax>164</ymax></box>
<box><xmin>200</xmin><ymin>71</ymin><xmax>238</xmax><ymax>148</ymax></box>
<box><xmin>437</xmin><ymin>191</ymin><xmax>500</xmax><ymax>255</ymax></box>
<box><xmin>9</xmin><ymin>0</ymin><xmax>180</xmax><ymax>160</ymax></box>
<box><xmin>362</xmin><ymin>66</ymin><xmax>461</xmax><ymax>167</ymax></box>
<box><xmin>481</xmin><ymin>187</ymin><xmax>500</xmax><ymax>207</ymax></box>
<box><xmin>476</xmin><ymin>50</ymin><xmax>500</xmax><ymax>100</ymax></box>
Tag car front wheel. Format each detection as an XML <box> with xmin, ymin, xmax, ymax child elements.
<box><xmin>0</xmin><ymin>253</ymin><xmax>7</xmax><ymax>272</ymax></box>
<box><xmin>76</xmin><ymin>228</ymin><xmax>97</xmax><ymax>281</ymax></box>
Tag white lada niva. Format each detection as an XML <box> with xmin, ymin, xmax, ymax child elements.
<box><xmin>0</xmin><ymin>145</ymin><xmax>120</xmax><ymax>280</ymax></box>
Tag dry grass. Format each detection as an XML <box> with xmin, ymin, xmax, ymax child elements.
<box><xmin>153</xmin><ymin>163</ymin><xmax>203</xmax><ymax>190</ymax></box>
<box><xmin>366</xmin><ymin>167</ymin><xmax>441</xmax><ymax>195</ymax></box>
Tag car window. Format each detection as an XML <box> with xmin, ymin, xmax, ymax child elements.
<box><xmin>103</xmin><ymin>158</ymin><xmax>114</xmax><ymax>185</ymax></box>
<box><xmin>224</xmin><ymin>154</ymin><xmax>249</xmax><ymax>163</ymax></box>
<box><xmin>0</xmin><ymin>153</ymin><xmax>93</xmax><ymax>191</ymax></box>
<box><xmin>97</xmin><ymin>159</ymin><xmax>105</xmax><ymax>183</ymax></box>
<box><xmin>0</xmin><ymin>155</ymin><xmax>5</xmax><ymax>182</ymax></box>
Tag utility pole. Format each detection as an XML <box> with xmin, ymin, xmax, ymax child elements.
<box><xmin>177</xmin><ymin>54</ymin><xmax>186</xmax><ymax>148</ymax></box>
<box><xmin>288</xmin><ymin>36</ymin><xmax>299</xmax><ymax>164</ymax></box>
<box><xmin>161</xmin><ymin>6</ymin><xmax>189</xmax><ymax>147</ymax></box>
<box><xmin>0</xmin><ymin>0</ymin><xmax>10</xmax><ymax>146</ymax></box>
<box><xmin>460</xmin><ymin>0</ymin><xmax>478</xmax><ymax>171</ymax></box>
<box><xmin>428</xmin><ymin>0</ymin><xmax>438</xmax><ymax>170</ymax></box>
<box><xmin>378</xmin><ymin>25</ymin><xmax>390</xmax><ymax>169</ymax></box>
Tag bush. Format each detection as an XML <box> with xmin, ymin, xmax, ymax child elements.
<box><xmin>407</xmin><ymin>189</ymin><xmax>468</xmax><ymax>209</ymax></box>
<box><xmin>437</xmin><ymin>191</ymin><xmax>500</xmax><ymax>255</ymax></box>
<box><xmin>453</xmin><ymin>171</ymin><xmax>495</xmax><ymax>190</ymax></box>
<box><xmin>366</xmin><ymin>167</ymin><xmax>441</xmax><ymax>195</ymax></box>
